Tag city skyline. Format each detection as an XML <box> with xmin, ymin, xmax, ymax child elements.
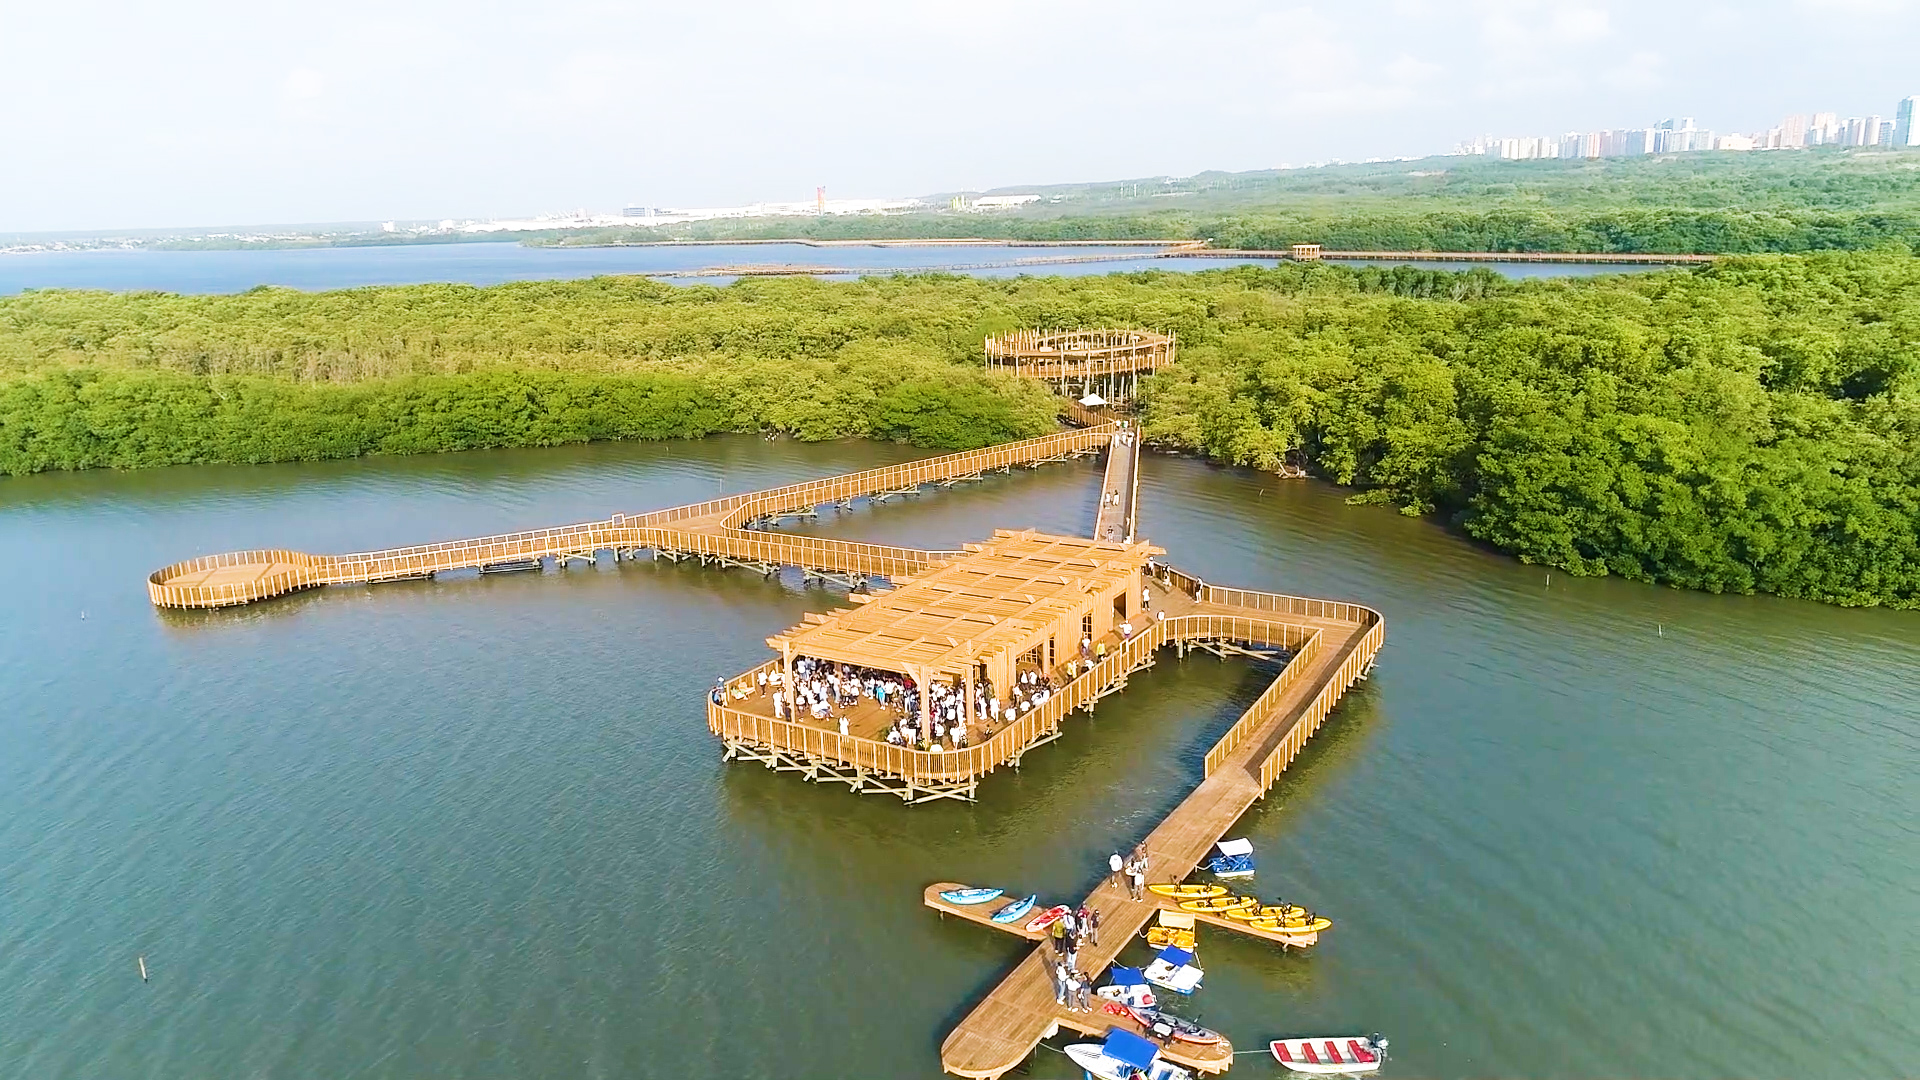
<box><xmin>1457</xmin><ymin>96</ymin><xmax>1920</xmax><ymax>159</ymax></box>
<box><xmin>5</xmin><ymin>1</ymin><xmax>1920</xmax><ymax>232</ymax></box>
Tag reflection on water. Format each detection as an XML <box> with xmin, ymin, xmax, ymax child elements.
<box><xmin>0</xmin><ymin>436</ymin><xmax>1913</xmax><ymax>1079</ymax></box>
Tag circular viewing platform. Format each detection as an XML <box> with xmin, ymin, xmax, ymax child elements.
<box><xmin>148</xmin><ymin>549</ymin><xmax>328</xmax><ymax>608</ymax></box>
<box><xmin>983</xmin><ymin>329</ymin><xmax>1176</xmax><ymax>383</ymax></box>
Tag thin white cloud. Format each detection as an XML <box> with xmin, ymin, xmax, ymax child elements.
<box><xmin>1602</xmin><ymin>49</ymin><xmax>1666</xmax><ymax>91</ymax></box>
<box><xmin>281</xmin><ymin>68</ymin><xmax>325</xmax><ymax>101</ymax></box>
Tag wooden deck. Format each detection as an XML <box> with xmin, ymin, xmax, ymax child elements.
<box><xmin>938</xmin><ymin>596</ymin><xmax>1380</xmax><ymax>1078</ymax></box>
<box><xmin>147</xmin><ymin>425</ymin><xmax>1113</xmax><ymax>609</ymax></box>
<box><xmin>1188</xmin><ymin>247</ymin><xmax>1716</xmax><ymax>265</ymax></box>
<box><xmin>1094</xmin><ymin>428</ymin><xmax>1140</xmax><ymax>545</ymax></box>
<box><xmin>925</xmin><ymin>882</ymin><xmax>1322</xmax><ymax>953</ymax></box>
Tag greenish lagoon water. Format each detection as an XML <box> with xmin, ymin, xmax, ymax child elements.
<box><xmin>1</xmin><ymin>436</ymin><xmax>1914</xmax><ymax>1078</ymax></box>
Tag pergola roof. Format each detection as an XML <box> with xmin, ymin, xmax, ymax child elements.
<box><xmin>767</xmin><ymin>529</ymin><xmax>1160</xmax><ymax>678</ymax></box>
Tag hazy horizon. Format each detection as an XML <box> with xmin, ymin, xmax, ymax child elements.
<box><xmin>4</xmin><ymin>0</ymin><xmax>1916</xmax><ymax>233</ymax></box>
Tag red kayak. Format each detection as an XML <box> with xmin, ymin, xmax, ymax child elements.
<box><xmin>1025</xmin><ymin>905</ymin><xmax>1072</xmax><ymax>933</ymax></box>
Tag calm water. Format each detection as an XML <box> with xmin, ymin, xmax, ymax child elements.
<box><xmin>1</xmin><ymin>438</ymin><xmax>1913</xmax><ymax>1079</ymax></box>
<box><xmin>0</xmin><ymin>242</ymin><xmax>1654</xmax><ymax>295</ymax></box>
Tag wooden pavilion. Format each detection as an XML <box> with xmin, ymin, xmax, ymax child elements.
<box><xmin>764</xmin><ymin>529</ymin><xmax>1160</xmax><ymax>742</ymax></box>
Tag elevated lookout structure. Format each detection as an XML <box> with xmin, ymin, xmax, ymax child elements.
<box><xmin>984</xmin><ymin>329</ymin><xmax>1174</xmax><ymax>404</ymax></box>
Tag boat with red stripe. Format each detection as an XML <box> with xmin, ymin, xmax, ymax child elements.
<box><xmin>1269</xmin><ymin>1034</ymin><xmax>1388</xmax><ymax>1075</ymax></box>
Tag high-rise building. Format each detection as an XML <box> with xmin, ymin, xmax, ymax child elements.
<box><xmin>1897</xmin><ymin>97</ymin><xmax>1920</xmax><ymax>146</ymax></box>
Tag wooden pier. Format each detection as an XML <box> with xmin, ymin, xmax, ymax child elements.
<box><xmin>145</xmin><ymin>328</ymin><xmax>1385</xmax><ymax>1078</ymax></box>
<box><xmin>1094</xmin><ymin>423</ymin><xmax>1141</xmax><ymax>545</ymax></box>
<box><xmin>1186</xmin><ymin>247</ymin><xmax>1715</xmax><ymax>266</ymax></box>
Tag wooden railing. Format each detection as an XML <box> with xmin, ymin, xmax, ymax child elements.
<box><xmin>645</xmin><ymin>529</ymin><xmax>961</xmax><ymax>579</ymax></box>
<box><xmin>636</xmin><ymin>425</ymin><xmax>1115</xmax><ymax>530</ymax></box>
<box><xmin>148</xmin><ymin>520</ymin><xmax>965</xmax><ymax>607</ymax></box>
<box><xmin>1162</xmin><ymin>565</ymin><xmax>1381</xmax><ymax>628</ymax></box>
<box><xmin>146</xmin><ymin>549</ymin><xmax>331</xmax><ymax>609</ymax></box>
<box><xmin>1200</xmin><ymin>628</ymin><xmax>1323</xmax><ymax>776</ymax></box>
<box><xmin>1254</xmin><ymin>616</ymin><xmax>1386</xmax><ymax>792</ymax></box>
<box><xmin>329</xmin><ymin>519</ymin><xmax>636</xmax><ymax>583</ymax></box>
<box><xmin>708</xmin><ymin>662</ymin><xmax>1069</xmax><ymax>784</ymax></box>
<box><xmin>709</xmin><ymin>610</ymin><xmax>1328</xmax><ymax>786</ymax></box>
<box><xmin>1058</xmin><ymin>399</ymin><xmax>1110</xmax><ymax>429</ymax></box>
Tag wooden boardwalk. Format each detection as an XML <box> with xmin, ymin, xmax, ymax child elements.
<box><xmin>939</xmin><ymin>606</ymin><xmax>1378</xmax><ymax>1078</ymax></box>
<box><xmin>1094</xmin><ymin>427</ymin><xmax>1141</xmax><ymax>545</ymax></box>
<box><xmin>142</xmin><ymin>332</ymin><xmax>1387</xmax><ymax>1078</ymax></box>
<box><xmin>1187</xmin><ymin>247</ymin><xmax>1715</xmax><ymax>265</ymax></box>
<box><xmin>147</xmin><ymin>425</ymin><xmax>1113</xmax><ymax>608</ymax></box>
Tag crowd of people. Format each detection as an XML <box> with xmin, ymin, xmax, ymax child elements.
<box><xmin>1044</xmin><ymin>844</ymin><xmax>1152</xmax><ymax>1012</ymax></box>
<box><xmin>1111</xmin><ymin>845</ymin><xmax>1151</xmax><ymax>900</ymax></box>
<box><xmin>1045</xmin><ymin>901</ymin><xmax>1104</xmax><ymax>1011</ymax></box>
<box><xmin>710</xmin><ymin>574</ymin><xmax>1183</xmax><ymax>753</ymax></box>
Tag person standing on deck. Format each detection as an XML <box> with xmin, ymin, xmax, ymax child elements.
<box><xmin>1087</xmin><ymin>905</ymin><xmax>1102</xmax><ymax>946</ymax></box>
<box><xmin>1049</xmin><ymin>917</ymin><xmax>1067</xmax><ymax>954</ymax></box>
<box><xmin>1142</xmin><ymin>585</ymin><xmax>1151</xmax><ymax>612</ymax></box>
<box><xmin>1109</xmin><ymin>851</ymin><xmax>1124</xmax><ymax>888</ymax></box>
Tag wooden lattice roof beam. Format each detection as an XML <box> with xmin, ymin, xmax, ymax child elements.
<box><xmin>765</xmin><ymin>530</ymin><xmax>1161</xmax><ymax>678</ymax></box>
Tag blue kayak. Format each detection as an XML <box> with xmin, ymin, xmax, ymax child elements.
<box><xmin>940</xmin><ymin>886</ymin><xmax>1006</xmax><ymax>906</ymax></box>
<box><xmin>991</xmin><ymin>894</ymin><xmax>1037</xmax><ymax>923</ymax></box>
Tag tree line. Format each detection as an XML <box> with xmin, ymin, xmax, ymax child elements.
<box><xmin>1</xmin><ymin>254</ymin><xmax>1915</xmax><ymax>608</ymax></box>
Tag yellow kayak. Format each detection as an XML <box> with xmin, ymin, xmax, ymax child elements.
<box><xmin>1148</xmin><ymin>883</ymin><xmax>1227</xmax><ymax>899</ymax></box>
<box><xmin>1224</xmin><ymin>903</ymin><xmax>1308</xmax><ymax>922</ymax></box>
<box><xmin>1178</xmin><ymin>895</ymin><xmax>1258</xmax><ymax>914</ymax></box>
<box><xmin>1144</xmin><ymin>926</ymin><xmax>1196</xmax><ymax>950</ymax></box>
<box><xmin>1244</xmin><ymin>913</ymin><xmax>1333</xmax><ymax>934</ymax></box>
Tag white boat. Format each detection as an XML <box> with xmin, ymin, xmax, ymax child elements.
<box><xmin>1095</xmin><ymin>984</ymin><xmax>1156</xmax><ymax>1009</ymax></box>
<box><xmin>1206</xmin><ymin>837</ymin><xmax>1256</xmax><ymax>878</ymax></box>
<box><xmin>1269</xmin><ymin>1034</ymin><xmax>1388</xmax><ymax>1075</ymax></box>
<box><xmin>1142</xmin><ymin>946</ymin><xmax>1204</xmax><ymax>995</ymax></box>
<box><xmin>1064</xmin><ymin>1029</ymin><xmax>1192</xmax><ymax>1080</ymax></box>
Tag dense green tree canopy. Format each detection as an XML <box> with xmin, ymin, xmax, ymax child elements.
<box><xmin>2</xmin><ymin>254</ymin><xmax>1915</xmax><ymax>608</ymax></box>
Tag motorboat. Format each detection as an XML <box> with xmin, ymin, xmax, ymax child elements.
<box><xmin>1096</xmin><ymin>966</ymin><xmax>1156</xmax><ymax>1009</ymax></box>
<box><xmin>1064</xmin><ymin>1029</ymin><xmax>1192</xmax><ymax>1080</ymax></box>
<box><xmin>1141</xmin><ymin>946</ymin><xmax>1203</xmax><ymax>995</ymax></box>
<box><xmin>1269</xmin><ymin>1034</ymin><xmax>1388</xmax><ymax>1075</ymax></box>
<box><xmin>1128</xmin><ymin>1006</ymin><xmax>1223</xmax><ymax>1046</ymax></box>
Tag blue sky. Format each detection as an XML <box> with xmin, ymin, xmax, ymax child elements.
<box><xmin>3</xmin><ymin>0</ymin><xmax>1916</xmax><ymax>231</ymax></box>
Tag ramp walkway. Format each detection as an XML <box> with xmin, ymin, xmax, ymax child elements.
<box><xmin>1094</xmin><ymin>425</ymin><xmax>1141</xmax><ymax>544</ymax></box>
